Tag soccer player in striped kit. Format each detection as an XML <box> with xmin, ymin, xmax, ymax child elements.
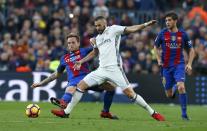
<box><xmin>31</xmin><ymin>33</ymin><xmax>118</xmax><ymax>119</ymax></box>
<box><xmin>154</xmin><ymin>12</ymin><xmax>195</xmax><ymax>120</ymax></box>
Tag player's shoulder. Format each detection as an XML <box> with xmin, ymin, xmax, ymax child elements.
<box><xmin>59</xmin><ymin>54</ymin><xmax>68</xmax><ymax>62</ymax></box>
<box><xmin>110</xmin><ymin>24</ymin><xmax>124</xmax><ymax>29</ymax></box>
<box><xmin>61</xmin><ymin>53</ymin><xmax>68</xmax><ymax>59</ymax></box>
<box><xmin>160</xmin><ymin>28</ymin><xmax>168</xmax><ymax>33</ymax></box>
<box><xmin>80</xmin><ymin>47</ymin><xmax>93</xmax><ymax>52</ymax></box>
<box><xmin>178</xmin><ymin>28</ymin><xmax>187</xmax><ymax>35</ymax></box>
<box><xmin>156</xmin><ymin>28</ymin><xmax>168</xmax><ymax>36</ymax></box>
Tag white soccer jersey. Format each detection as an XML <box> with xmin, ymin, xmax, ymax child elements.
<box><xmin>95</xmin><ymin>25</ymin><xmax>126</xmax><ymax>67</ymax></box>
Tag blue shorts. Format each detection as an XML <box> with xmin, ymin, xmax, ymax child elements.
<box><xmin>161</xmin><ymin>64</ymin><xmax>185</xmax><ymax>90</ymax></box>
<box><xmin>67</xmin><ymin>75</ymin><xmax>86</xmax><ymax>86</ymax></box>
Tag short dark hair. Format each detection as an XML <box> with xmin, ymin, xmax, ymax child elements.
<box><xmin>164</xmin><ymin>12</ymin><xmax>178</xmax><ymax>20</ymax></box>
<box><xmin>66</xmin><ymin>33</ymin><xmax>80</xmax><ymax>42</ymax></box>
<box><xmin>94</xmin><ymin>16</ymin><xmax>106</xmax><ymax>21</ymax></box>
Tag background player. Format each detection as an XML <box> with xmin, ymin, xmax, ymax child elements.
<box><xmin>154</xmin><ymin>12</ymin><xmax>195</xmax><ymax>120</ymax></box>
<box><xmin>51</xmin><ymin>16</ymin><xmax>165</xmax><ymax>121</ymax></box>
<box><xmin>31</xmin><ymin>33</ymin><xmax>118</xmax><ymax>119</ymax></box>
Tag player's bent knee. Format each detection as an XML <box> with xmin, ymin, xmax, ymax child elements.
<box><xmin>177</xmin><ymin>82</ymin><xmax>186</xmax><ymax>93</ymax></box>
<box><xmin>77</xmin><ymin>80</ymin><xmax>89</xmax><ymax>91</ymax></box>
<box><xmin>65</xmin><ymin>86</ymin><xmax>76</xmax><ymax>94</ymax></box>
<box><xmin>123</xmin><ymin>88</ymin><xmax>135</xmax><ymax>99</ymax></box>
<box><xmin>178</xmin><ymin>86</ymin><xmax>186</xmax><ymax>93</ymax></box>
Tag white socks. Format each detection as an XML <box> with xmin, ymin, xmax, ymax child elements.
<box><xmin>133</xmin><ymin>94</ymin><xmax>154</xmax><ymax>115</ymax></box>
<box><xmin>64</xmin><ymin>90</ymin><xmax>83</xmax><ymax>114</ymax></box>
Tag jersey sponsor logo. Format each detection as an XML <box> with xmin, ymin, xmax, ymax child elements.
<box><xmin>165</xmin><ymin>42</ymin><xmax>181</xmax><ymax>49</ymax></box>
<box><xmin>97</xmin><ymin>39</ymin><xmax>112</xmax><ymax>47</ymax></box>
<box><xmin>65</xmin><ymin>55</ymin><xmax>81</xmax><ymax>63</ymax></box>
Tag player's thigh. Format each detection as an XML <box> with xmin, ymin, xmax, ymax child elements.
<box><xmin>174</xmin><ymin>64</ymin><xmax>186</xmax><ymax>83</ymax></box>
<box><xmin>163</xmin><ymin>68</ymin><xmax>176</xmax><ymax>90</ymax></box>
<box><xmin>87</xmin><ymin>85</ymin><xmax>104</xmax><ymax>92</ymax></box>
<box><xmin>98</xmin><ymin>81</ymin><xmax>116</xmax><ymax>91</ymax></box>
<box><xmin>83</xmin><ymin>68</ymin><xmax>106</xmax><ymax>88</ymax></box>
<box><xmin>65</xmin><ymin>86</ymin><xmax>76</xmax><ymax>94</ymax></box>
<box><xmin>106</xmin><ymin>67</ymin><xmax>130</xmax><ymax>90</ymax></box>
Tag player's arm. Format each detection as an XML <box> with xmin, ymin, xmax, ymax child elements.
<box><xmin>124</xmin><ymin>20</ymin><xmax>157</xmax><ymax>34</ymax></box>
<box><xmin>184</xmin><ymin>34</ymin><xmax>195</xmax><ymax>73</ymax></box>
<box><xmin>185</xmin><ymin>47</ymin><xmax>195</xmax><ymax>73</ymax></box>
<box><xmin>81</xmin><ymin>48</ymin><xmax>98</xmax><ymax>63</ymax></box>
<box><xmin>31</xmin><ymin>71</ymin><xmax>62</xmax><ymax>88</ymax></box>
<box><xmin>154</xmin><ymin>46</ymin><xmax>162</xmax><ymax>66</ymax></box>
<box><xmin>74</xmin><ymin>38</ymin><xmax>99</xmax><ymax>70</ymax></box>
<box><xmin>74</xmin><ymin>49</ymin><xmax>98</xmax><ymax>70</ymax></box>
<box><xmin>154</xmin><ymin>32</ymin><xmax>163</xmax><ymax>66</ymax></box>
<box><xmin>31</xmin><ymin>56</ymin><xmax>65</xmax><ymax>88</ymax></box>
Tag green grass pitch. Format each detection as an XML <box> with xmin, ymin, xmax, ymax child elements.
<box><xmin>0</xmin><ymin>102</ymin><xmax>207</xmax><ymax>131</ymax></box>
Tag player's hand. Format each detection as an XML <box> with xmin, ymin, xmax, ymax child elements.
<box><xmin>31</xmin><ymin>83</ymin><xmax>41</xmax><ymax>88</ymax></box>
<box><xmin>73</xmin><ymin>61</ymin><xmax>82</xmax><ymax>70</ymax></box>
<box><xmin>185</xmin><ymin>64</ymin><xmax>192</xmax><ymax>73</ymax></box>
<box><xmin>157</xmin><ymin>60</ymin><xmax>163</xmax><ymax>66</ymax></box>
<box><xmin>146</xmin><ymin>20</ymin><xmax>157</xmax><ymax>26</ymax></box>
<box><xmin>90</xmin><ymin>38</ymin><xmax>96</xmax><ymax>46</ymax></box>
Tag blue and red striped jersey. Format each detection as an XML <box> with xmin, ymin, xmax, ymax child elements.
<box><xmin>57</xmin><ymin>47</ymin><xmax>93</xmax><ymax>85</ymax></box>
<box><xmin>154</xmin><ymin>28</ymin><xmax>193</xmax><ymax>68</ymax></box>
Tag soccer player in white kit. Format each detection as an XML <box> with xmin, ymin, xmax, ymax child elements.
<box><xmin>52</xmin><ymin>16</ymin><xmax>165</xmax><ymax>121</ymax></box>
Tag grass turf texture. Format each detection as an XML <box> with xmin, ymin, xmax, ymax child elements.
<box><xmin>0</xmin><ymin>102</ymin><xmax>207</xmax><ymax>131</ymax></box>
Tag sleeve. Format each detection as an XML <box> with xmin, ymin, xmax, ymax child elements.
<box><xmin>57</xmin><ymin>56</ymin><xmax>66</xmax><ymax>73</ymax></box>
<box><xmin>154</xmin><ymin>32</ymin><xmax>162</xmax><ymax>48</ymax></box>
<box><xmin>183</xmin><ymin>32</ymin><xmax>193</xmax><ymax>48</ymax></box>
<box><xmin>111</xmin><ymin>25</ymin><xmax>126</xmax><ymax>35</ymax></box>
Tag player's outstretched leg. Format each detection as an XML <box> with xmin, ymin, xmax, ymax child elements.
<box><xmin>51</xmin><ymin>88</ymin><xmax>84</xmax><ymax>118</ymax></box>
<box><xmin>100</xmin><ymin>90</ymin><xmax>118</xmax><ymax>119</ymax></box>
<box><xmin>51</xmin><ymin>81</ymin><xmax>88</xmax><ymax>118</ymax></box>
<box><xmin>50</xmin><ymin>87</ymin><xmax>75</xmax><ymax>109</ymax></box>
<box><xmin>177</xmin><ymin>82</ymin><xmax>189</xmax><ymax>120</ymax></box>
<box><xmin>123</xmin><ymin>87</ymin><xmax>165</xmax><ymax>121</ymax></box>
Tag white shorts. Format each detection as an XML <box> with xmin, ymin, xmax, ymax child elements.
<box><xmin>83</xmin><ymin>66</ymin><xmax>130</xmax><ymax>90</ymax></box>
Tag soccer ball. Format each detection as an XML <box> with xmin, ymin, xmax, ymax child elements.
<box><xmin>25</xmin><ymin>104</ymin><xmax>40</xmax><ymax>118</ymax></box>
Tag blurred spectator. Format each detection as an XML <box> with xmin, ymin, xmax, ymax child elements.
<box><xmin>122</xmin><ymin>50</ymin><xmax>136</xmax><ymax>73</ymax></box>
<box><xmin>93</xmin><ymin>0</ymin><xmax>109</xmax><ymax>18</ymax></box>
<box><xmin>0</xmin><ymin>0</ymin><xmax>206</xmax><ymax>75</ymax></box>
<box><xmin>188</xmin><ymin>6</ymin><xmax>207</xmax><ymax>25</ymax></box>
<box><xmin>50</xmin><ymin>39</ymin><xmax>66</xmax><ymax>60</ymax></box>
<box><xmin>0</xmin><ymin>52</ymin><xmax>10</xmax><ymax>71</ymax></box>
<box><xmin>15</xmin><ymin>53</ymin><xmax>32</xmax><ymax>72</ymax></box>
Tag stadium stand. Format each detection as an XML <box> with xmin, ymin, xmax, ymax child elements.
<box><xmin>0</xmin><ymin>0</ymin><xmax>206</xmax><ymax>74</ymax></box>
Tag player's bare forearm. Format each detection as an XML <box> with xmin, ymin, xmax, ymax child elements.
<box><xmin>124</xmin><ymin>20</ymin><xmax>157</xmax><ymax>34</ymax></box>
<box><xmin>80</xmin><ymin>48</ymin><xmax>98</xmax><ymax>64</ymax></box>
<box><xmin>154</xmin><ymin>46</ymin><xmax>162</xmax><ymax>66</ymax></box>
<box><xmin>187</xmin><ymin>48</ymin><xmax>195</xmax><ymax>66</ymax></box>
<box><xmin>39</xmin><ymin>72</ymin><xmax>60</xmax><ymax>86</ymax></box>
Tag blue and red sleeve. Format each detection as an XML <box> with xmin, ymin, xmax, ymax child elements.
<box><xmin>183</xmin><ymin>32</ymin><xmax>193</xmax><ymax>49</ymax></box>
<box><xmin>154</xmin><ymin>32</ymin><xmax>162</xmax><ymax>48</ymax></box>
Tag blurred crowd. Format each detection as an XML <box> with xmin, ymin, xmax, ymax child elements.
<box><xmin>0</xmin><ymin>0</ymin><xmax>207</xmax><ymax>75</ymax></box>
